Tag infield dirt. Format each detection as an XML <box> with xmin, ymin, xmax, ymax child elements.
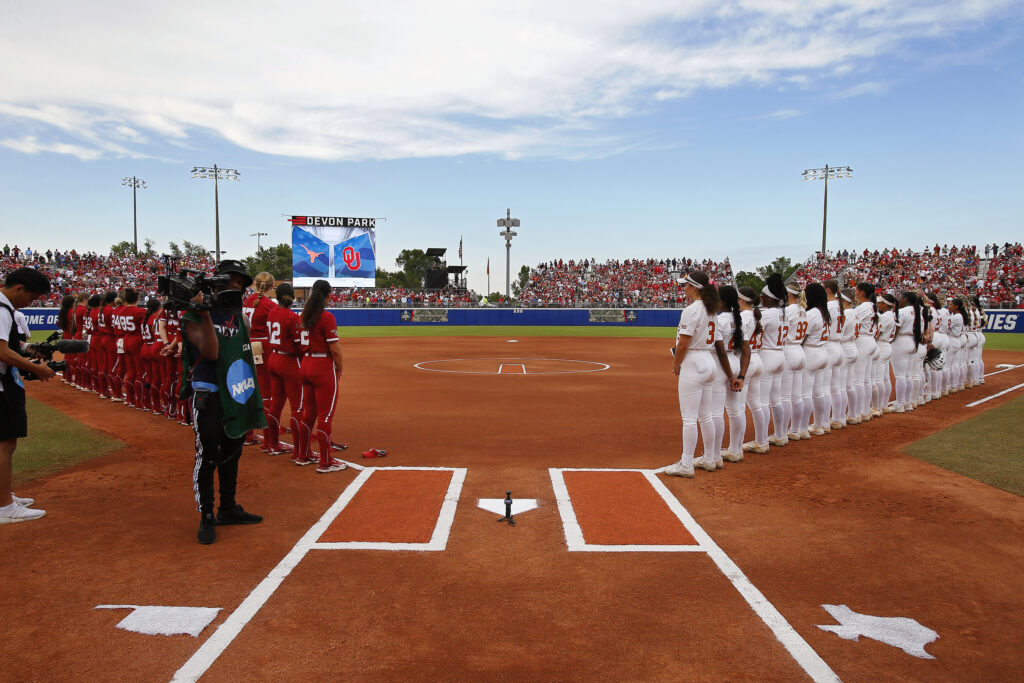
<box><xmin>3</xmin><ymin>338</ymin><xmax>1023</xmax><ymax>681</ymax></box>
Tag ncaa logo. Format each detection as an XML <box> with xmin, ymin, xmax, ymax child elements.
<box><xmin>226</xmin><ymin>360</ymin><xmax>256</xmax><ymax>404</ymax></box>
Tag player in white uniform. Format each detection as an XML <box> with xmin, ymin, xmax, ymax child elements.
<box><xmin>801</xmin><ymin>283</ymin><xmax>831</xmax><ymax>436</ymax></box>
<box><xmin>823</xmin><ymin>281</ymin><xmax>845</xmax><ymax>429</ymax></box>
<box><xmin>947</xmin><ymin>297</ymin><xmax>967</xmax><ymax>392</ymax></box>
<box><xmin>781</xmin><ymin>283</ymin><xmax>808</xmax><ymax>440</ymax></box>
<box><xmin>924</xmin><ymin>293</ymin><xmax>948</xmax><ymax>400</ymax></box>
<box><xmin>874</xmin><ymin>294</ymin><xmax>897</xmax><ymax>413</ymax></box>
<box><xmin>836</xmin><ymin>288</ymin><xmax>859</xmax><ymax>425</ymax></box>
<box><xmin>738</xmin><ymin>286</ymin><xmax>768</xmax><ymax>452</ymax></box>
<box><xmin>891</xmin><ymin>291</ymin><xmax>923</xmax><ymax>412</ymax></box>
<box><xmin>972</xmin><ymin>296</ymin><xmax>987</xmax><ymax>384</ymax></box>
<box><xmin>711</xmin><ymin>285</ymin><xmax>752</xmax><ymax>465</ymax></box>
<box><xmin>745</xmin><ymin>273</ymin><xmax>789</xmax><ymax>452</ymax></box>
<box><xmin>910</xmin><ymin>292</ymin><xmax>929</xmax><ymax>407</ymax></box>
<box><xmin>664</xmin><ymin>272</ymin><xmax>720</xmax><ymax>478</ymax></box>
<box><xmin>852</xmin><ymin>283</ymin><xmax>880</xmax><ymax>423</ymax></box>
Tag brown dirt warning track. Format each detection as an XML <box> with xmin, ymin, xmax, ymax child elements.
<box><xmin>2</xmin><ymin>337</ymin><xmax>1023</xmax><ymax>682</ymax></box>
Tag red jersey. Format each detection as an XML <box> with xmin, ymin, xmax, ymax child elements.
<box><xmin>141</xmin><ymin>312</ymin><xmax>154</xmax><ymax>344</ymax></box>
<box><xmin>111</xmin><ymin>304</ymin><xmax>127</xmax><ymax>338</ymax></box>
<box><xmin>121</xmin><ymin>305</ymin><xmax>146</xmax><ymax>352</ymax></box>
<box><xmin>87</xmin><ymin>308</ymin><xmax>101</xmax><ymax>338</ymax></box>
<box><xmin>243</xmin><ymin>293</ymin><xmax>276</xmax><ymax>340</ymax></box>
<box><xmin>301</xmin><ymin>311</ymin><xmax>338</xmax><ymax>354</ymax></box>
<box><xmin>73</xmin><ymin>305</ymin><xmax>87</xmax><ymax>340</ymax></box>
<box><xmin>165</xmin><ymin>310</ymin><xmax>181</xmax><ymax>342</ymax></box>
<box><xmin>97</xmin><ymin>304</ymin><xmax>115</xmax><ymax>336</ymax></box>
<box><xmin>266</xmin><ymin>306</ymin><xmax>303</xmax><ymax>356</ymax></box>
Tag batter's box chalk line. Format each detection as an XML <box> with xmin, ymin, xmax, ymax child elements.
<box><xmin>95</xmin><ymin>605</ymin><xmax>221</xmax><ymax>638</ymax></box>
<box><xmin>817</xmin><ymin>604</ymin><xmax>939</xmax><ymax>659</ymax></box>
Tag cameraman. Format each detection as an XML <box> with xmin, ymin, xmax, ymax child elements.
<box><xmin>180</xmin><ymin>260</ymin><xmax>267</xmax><ymax>544</ymax></box>
<box><xmin>1</xmin><ymin>268</ymin><xmax>55</xmax><ymax>524</ymax></box>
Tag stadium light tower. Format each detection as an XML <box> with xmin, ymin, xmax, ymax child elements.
<box><xmin>191</xmin><ymin>164</ymin><xmax>240</xmax><ymax>261</ymax></box>
<box><xmin>497</xmin><ymin>208</ymin><xmax>520</xmax><ymax>299</ymax></box>
<box><xmin>250</xmin><ymin>231</ymin><xmax>268</xmax><ymax>251</ymax></box>
<box><xmin>802</xmin><ymin>164</ymin><xmax>852</xmax><ymax>256</ymax></box>
<box><xmin>121</xmin><ymin>176</ymin><xmax>147</xmax><ymax>253</ymax></box>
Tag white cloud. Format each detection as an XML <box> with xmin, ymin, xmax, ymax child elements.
<box><xmin>752</xmin><ymin>109</ymin><xmax>802</xmax><ymax>121</ymax></box>
<box><xmin>0</xmin><ymin>0</ymin><xmax>1014</xmax><ymax>161</ymax></box>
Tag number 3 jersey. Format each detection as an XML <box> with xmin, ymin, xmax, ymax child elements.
<box><xmin>677</xmin><ymin>300</ymin><xmax>712</xmax><ymax>350</ymax></box>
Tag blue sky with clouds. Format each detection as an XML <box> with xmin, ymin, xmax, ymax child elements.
<box><xmin>1</xmin><ymin>0</ymin><xmax>1022</xmax><ymax>293</ymax></box>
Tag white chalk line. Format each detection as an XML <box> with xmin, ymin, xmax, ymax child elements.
<box><xmin>498</xmin><ymin>363</ymin><xmax>526</xmax><ymax>374</ymax></box>
<box><xmin>414</xmin><ymin>357</ymin><xmax>611</xmax><ymax>375</ymax></box>
<box><xmin>549</xmin><ymin>467</ymin><xmax>839</xmax><ymax>683</ymax></box>
<box><xmin>171</xmin><ymin>466</ymin><xmax>465</xmax><ymax>682</ymax></box>
<box><xmin>966</xmin><ymin>382</ymin><xmax>1024</xmax><ymax>408</ymax></box>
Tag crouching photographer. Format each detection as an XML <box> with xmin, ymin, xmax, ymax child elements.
<box><xmin>1</xmin><ymin>268</ymin><xmax>56</xmax><ymax>525</ymax></box>
<box><xmin>176</xmin><ymin>260</ymin><xmax>268</xmax><ymax>544</ymax></box>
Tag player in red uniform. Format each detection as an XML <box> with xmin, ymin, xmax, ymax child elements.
<box><xmin>139</xmin><ymin>298</ymin><xmax>161</xmax><ymax>412</ymax></box>
<box><xmin>55</xmin><ymin>295</ymin><xmax>76</xmax><ymax>385</ymax></box>
<box><xmin>295</xmin><ymin>280</ymin><xmax>345</xmax><ymax>472</ymax></box>
<box><xmin>71</xmin><ymin>293</ymin><xmax>89</xmax><ymax>389</ymax></box>
<box><xmin>242</xmin><ymin>272</ymin><xmax>276</xmax><ymax>445</ymax></box>
<box><xmin>88</xmin><ymin>294</ymin><xmax>108</xmax><ymax>396</ymax></box>
<box><xmin>110</xmin><ymin>293</ymin><xmax>127</xmax><ymax>402</ymax></box>
<box><xmin>263</xmin><ymin>283</ymin><xmax>301</xmax><ymax>455</ymax></box>
<box><xmin>161</xmin><ymin>307</ymin><xmax>182</xmax><ymax>421</ymax></box>
<box><xmin>84</xmin><ymin>294</ymin><xmax>101</xmax><ymax>394</ymax></box>
<box><xmin>96</xmin><ymin>291</ymin><xmax>119</xmax><ymax>400</ymax></box>
<box><xmin>119</xmin><ymin>288</ymin><xmax>147</xmax><ymax>408</ymax></box>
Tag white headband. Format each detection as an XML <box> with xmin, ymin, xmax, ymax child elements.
<box><xmin>738</xmin><ymin>291</ymin><xmax>753</xmax><ymax>303</ymax></box>
<box><xmin>840</xmin><ymin>292</ymin><xmax>854</xmax><ymax>303</ymax></box>
<box><xmin>785</xmin><ymin>284</ymin><xmax>800</xmax><ymax>295</ymax></box>
<box><xmin>761</xmin><ymin>285</ymin><xmax>779</xmax><ymax>300</ymax></box>
<box><xmin>684</xmin><ymin>275</ymin><xmax>703</xmax><ymax>289</ymax></box>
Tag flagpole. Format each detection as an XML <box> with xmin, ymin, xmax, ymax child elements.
<box><xmin>487</xmin><ymin>258</ymin><xmax>490</xmax><ymax>295</ymax></box>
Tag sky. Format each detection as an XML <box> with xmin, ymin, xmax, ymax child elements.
<box><xmin>1</xmin><ymin>0</ymin><xmax>1022</xmax><ymax>294</ymax></box>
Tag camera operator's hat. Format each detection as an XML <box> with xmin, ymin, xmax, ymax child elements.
<box><xmin>215</xmin><ymin>259</ymin><xmax>253</xmax><ymax>288</ymax></box>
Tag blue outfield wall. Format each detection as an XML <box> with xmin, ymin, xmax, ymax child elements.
<box><xmin>19</xmin><ymin>307</ymin><xmax>1024</xmax><ymax>332</ymax></box>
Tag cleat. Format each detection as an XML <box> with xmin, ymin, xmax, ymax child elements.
<box><xmin>316</xmin><ymin>458</ymin><xmax>348</xmax><ymax>474</ymax></box>
<box><xmin>721</xmin><ymin>449</ymin><xmax>744</xmax><ymax>463</ymax></box>
<box><xmin>808</xmin><ymin>427</ymin><xmax>825</xmax><ymax>436</ymax></box>
<box><xmin>694</xmin><ymin>456</ymin><xmax>717</xmax><ymax>472</ymax></box>
<box><xmin>663</xmin><ymin>461</ymin><xmax>694</xmax><ymax>478</ymax></box>
<box><xmin>293</xmin><ymin>456</ymin><xmax>316</xmax><ymax>466</ymax></box>
<box><xmin>767</xmin><ymin>436</ymin><xmax>788</xmax><ymax>448</ymax></box>
<box><xmin>330</xmin><ymin>442</ymin><xmax>349</xmax><ymax>451</ymax></box>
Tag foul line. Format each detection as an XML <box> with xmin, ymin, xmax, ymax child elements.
<box><xmin>549</xmin><ymin>467</ymin><xmax>839</xmax><ymax>683</ymax></box>
<box><xmin>966</xmin><ymin>382</ymin><xmax>1024</xmax><ymax>408</ymax></box>
<box><xmin>171</xmin><ymin>466</ymin><xmax>466</xmax><ymax>682</ymax></box>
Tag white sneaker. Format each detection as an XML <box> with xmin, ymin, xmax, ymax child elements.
<box><xmin>808</xmin><ymin>427</ymin><xmax>825</xmax><ymax>436</ymax></box>
<box><xmin>721</xmin><ymin>449</ymin><xmax>744</xmax><ymax>463</ymax></box>
<box><xmin>694</xmin><ymin>456</ymin><xmax>717</xmax><ymax>472</ymax></box>
<box><xmin>0</xmin><ymin>502</ymin><xmax>46</xmax><ymax>524</ymax></box>
<box><xmin>846</xmin><ymin>417</ymin><xmax>861</xmax><ymax>425</ymax></box>
<box><xmin>787</xmin><ymin>431</ymin><xmax>801</xmax><ymax>441</ymax></box>
<box><xmin>767</xmin><ymin>436</ymin><xmax>788</xmax><ymax>448</ymax></box>
<box><xmin>663</xmin><ymin>461</ymin><xmax>694</xmax><ymax>478</ymax></box>
<box><xmin>11</xmin><ymin>492</ymin><xmax>34</xmax><ymax>507</ymax></box>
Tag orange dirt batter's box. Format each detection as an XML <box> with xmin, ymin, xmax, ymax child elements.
<box><xmin>562</xmin><ymin>470</ymin><xmax>697</xmax><ymax>546</ymax></box>
<box><xmin>319</xmin><ymin>469</ymin><xmax>454</xmax><ymax>544</ymax></box>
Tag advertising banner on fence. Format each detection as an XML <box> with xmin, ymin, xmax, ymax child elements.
<box><xmin>984</xmin><ymin>309</ymin><xmax>1024</xmax><ymax>333</ymax></box>
<box><xmin>290</xmin><ymin>215</ymin><xmax>376</xmax><ymax>288</ymax></box>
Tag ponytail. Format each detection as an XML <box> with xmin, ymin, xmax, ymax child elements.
<box><xmin>739</xmin><ymin>285</ymin><xmax>763</xmax><ymax>338</ymax></box>
<box><xmin>764</xmin><ymin>273</ymin><xmax>787</xmax><ymax>309</ymax></box>
<box><xmin>856</xmin><ymin>282</ymin><xmax>878</xmax><ymax>326</ymax></box>
<box><xmin>301</xmin><ymin>280</ymin><xmax>332</xmax><ymax>329</ymax></box>
<box><xmin>688</xmin><ymin>271</ymin><xmax>719</xmax><ymax>316</ymax></box>
<box><xmin>276</xmin><ymin>282</ymin><xmax>295</xmax><ymax>309</ymax></box>
<box><xmin>804</xmin><ymin>283</ymin><xmax>830</xmax><ymax>326</ymax></box>
<box><xmin>719</xmin><ymin>285</ymin><xmax>743</xmax><ymax>354</ymax></box>
<box><xmin>254</xmin><ymin>272</ymin><xmax>275</xmax><ymax>299</ymax></box>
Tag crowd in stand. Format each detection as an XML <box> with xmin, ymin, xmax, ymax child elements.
<box><xmin>520</xmin><ymin>257</ymin><xmax>734</xmax><ymax>307</ymax></box>
<box><xmin>976</xmin><ymin>243</ymin><xmax>1024</xmax><ymax>308</ymax></box>
<box><xmin>328</xmin><ymin>286</ymin><xmax>476</xmax><ymax>307</ymax></box>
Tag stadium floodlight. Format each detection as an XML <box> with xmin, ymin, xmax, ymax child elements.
<box><xmin>191</xmin><ymin>164</ymin><xmax>240</xmax><ymax>261</ymax></box>
<box><xmin>121</xmin><ymin>176</ymin><xmax>148</xmax><ymax>253</ymax></box>
<box><xmin>497</xmin><ymin>208</ymin><xmax>520</xmax><ymax>299</ymax></box>
<box><xmin>250</xmin><ymin>231</ymin><xmax>268</xmax><ymax>251</ymax></box>
<box><xmin>802</xmin><ymin>164</ymin><xmax>852</xmax><ymax>256</ymax></box>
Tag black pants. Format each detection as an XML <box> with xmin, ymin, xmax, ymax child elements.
<box><xmin>191</xmin><ymin>392</ymin><xmax>244</xmax><ymax>515</ymax></box>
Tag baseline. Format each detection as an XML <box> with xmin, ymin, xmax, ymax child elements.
<box><xmin>966</xmin><ymin>382</ymin><xmax>1024</xmax><ymax>408</ymax></box>
<box><xmin>983</xmin><ymin>363</ymin><xmax>1024</xmax><ymax>378</ymax></box>
<box><xmin>171</xmin><ymin>466</ymin><xmax>466</xmax><ymax>682</ymax></box>
<box><xmin>549</xmin><ymin>467</ymin><xmax>839</xmax><ymax>683</ymax></box>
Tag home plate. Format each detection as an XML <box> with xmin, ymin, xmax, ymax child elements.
<box><xmin>507</xmin><ymin>339</ymin><xmax>519</xmax><ymax>343</ymax></box>
<box><xmin>95</xmin><ymin>605</ymin><xmax>221</xmax><ymax>637</ymax></box>
<box><xmin>478</xmin><ymin>499</ymin><xmax>538</xmax><ymax>516</ymax></box>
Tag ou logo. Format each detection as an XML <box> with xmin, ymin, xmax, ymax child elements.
<box><xmin>342</xmin><ymin>246</ymin><xmax>361</xmax><ymax>271</ymax></box>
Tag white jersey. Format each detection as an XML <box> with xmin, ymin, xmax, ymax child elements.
<box><xmin>933</xmin><ymin>307</ymin><xmax>949</xmax><ymax>335</ymax></box>
<box><xmin>896</xmin><ymin>306</ymin><xmax>916</xmax><ymax>337</ymax></box>
<box><xmin>760</xmin><ymin>306</ymin><xmax>785</xmax><ymax>352</ymax></box>
<box><xmin>826</xmin><ymin>300</ymin><xmax>842</xmax><ymax>345</ymax></box>
<box><xmin>677</xmin><ymin>300</ymin><xmax>713</xmax><ymax>350</ymax></box>
<box><xmin>784</xmin><ymin>303</ymin><xmax>807</xmax><ymax>345</ymax></box>
<box><xmin>853</xmin><ymin>302</ymin><xmax>877</xmax><ymax>340</ymax></box>
<box><xmin>948</xmin><ymin>310</ymin><xmax>964</xmax><ymax>338</ymax></box>
<box><xmin>804</xmin><ymin>307</ymin><xmax>828</xmax><ymax>347</ymax></box>
<box><xmin>837</xmin><ymin>302</ymin><xmax>857</xmax><ymax>342</ymax></box>
<box><xmin>741</xmin><ymin>309</ymin><xmax>762</xmax><ymax>353</ymax></box>
<box><xmin>877</xmin><ymin>310</ymin><xmax>896</xmax><ymax>343</ymax></box>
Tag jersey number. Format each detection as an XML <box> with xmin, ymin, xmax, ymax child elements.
<box><xmin>268</xmin><ymin>321</ymin><xmax>281</xmax><ymax>346</ymax></box>
<box><xmin>794</xmin><ymin>321</ymin><xmax>807</xmax><ymax>342</ymax></box>
<box><xmin>705</xmin><ymin>321</ymin><xmax>716</xmax><ymax>345</ymax></box>
<box><xmin>777</xmin><ymin>324</ymin><xmax>789</xmax><ymax>346</ymax></box>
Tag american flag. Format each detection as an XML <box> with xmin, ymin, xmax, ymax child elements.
<box><xmin>459</xmin><ymin>236</ymin><xmax>463</xmax><ymax>260</ymax></box>
<box><xmin>486</xmin><ymin>258</ymin><xmax>489</xmax><ymax>275</ymax></box>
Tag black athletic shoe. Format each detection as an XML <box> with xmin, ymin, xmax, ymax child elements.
<box><xmin>198</xmin><ymin>513</ymin><xmax>217</xmax><ymax>544</ymax></box>
<box><xmin>216</xmin><ymin>504</ymin><xmax>263</xmax><ymax>525</ymax></box>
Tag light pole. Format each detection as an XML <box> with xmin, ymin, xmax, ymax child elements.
<box><xmin>121</xmin><ymin>176</ymin><xmax>147</xmax><ymax>253</ymax></box>
<box><xmin>191</xmin><ymin>164</ymin><xmax>240</xmax><ymax>261</ymax></box>
<box><xmin>250</xmin><ymin>231</ymin><xmax>268</xmax><ymax>251</ymax></box>
<box><xmin>802</xmin><ymin>165</ymin><xmax>852</xmax><ymax>257</ymax></box>
<box><xmin>496</xmin><ymin>208</ymin><xmax>519</xmax><ymax>300</ymax></box>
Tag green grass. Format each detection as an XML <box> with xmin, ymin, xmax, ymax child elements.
<box><xmin>983</xmin><ymin>333</ymin><xmax>1024</xmax><ymax>352</ymax></box>
<box><xmin>337</xmin><ymin>325</ymin><xmax>677</xmax><ymax>338</ymax></box>
<box><xmin>903</xmin><ymin>394</ymin><xmax>1024</xmax><ymax>496</ymax></box>
<box><xmin>12</xmin><ymin>396</ymin><xmax>126</xmax><ymax>486</ymax></box>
